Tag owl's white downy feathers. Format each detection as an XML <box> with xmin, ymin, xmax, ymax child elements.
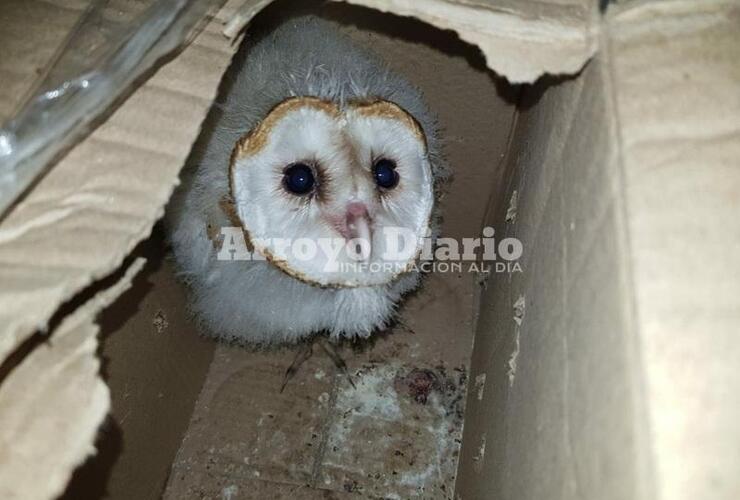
<box><xmin>166</xmin><ymin>16</ymin><xmax>447</xmax><ymax>345</ymax></box>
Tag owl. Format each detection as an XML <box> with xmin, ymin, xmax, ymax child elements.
<box><xmin>166</xmin><ymin>16</ymin><xmax>447</xmax><ymax>345</ymax></box>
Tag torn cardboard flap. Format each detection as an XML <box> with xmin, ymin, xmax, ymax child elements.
<box><xmin>224</xmin><ymin>0</ymin><xmax>599</xmax><ymax>83</ymax></box>
<box><xmin>336</xmin><ymin>0</ymin><xmax>599</xmax><ymax>83</ymax></box>
<box><xmin>0</xmin><ymin>257</ymin><xmax>144</xmax><ymax>500</ymax></box>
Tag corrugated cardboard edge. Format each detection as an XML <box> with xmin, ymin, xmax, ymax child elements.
<box><xmin>0</xmin><ymin>257</ymin><xmax>144</xmax><ymax>500</ymax></box>
<box><xmin>335</xmin><ymin>0</ymin><xmax>599</xmax><ymax>83</ymax></box>
<box><xmin>0</xmin><ymin>2</ymin><xmax>240</xmax><ymax>363</ymax></box>
<box><xmin>225</xmin><ymin>0</ymin><xmax>599</xmax><ymax>83</ymax></box>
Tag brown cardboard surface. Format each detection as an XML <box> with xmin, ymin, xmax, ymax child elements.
<box><xmin>60</xmin><ymin>230</ymin><xmax>218</xmax><ymax>500</ymax></box>
<box><xmin>609</xmin><ymin>1</ymin><xmax>740</xmax><ymax>498</ymax></box>
<box><xmin>456</xmin><ymin>2</ymin><xmax>740</xmax><ymax>500</ymax></box>
<box><xmin>456</xmin><ymin>53</ymin><xmax>654</xmax><ymax>500</ymax></box>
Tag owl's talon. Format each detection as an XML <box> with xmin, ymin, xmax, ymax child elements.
<box><xmin>280</xmin><ymin>343</ymin><xmax>313</xmax><ymax>393</ymax></box>
<box><xmin>397</xmin><ymin>320</ymin><xmax>416</xmax><ymax>335</ymax></box>
<box><xmin>319</xmin><ymin>340</ymin><xmax>355</xmax><ymax>389</ymax></box>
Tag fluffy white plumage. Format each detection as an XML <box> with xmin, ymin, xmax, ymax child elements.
<box><xmin>166</xmin><ymin>16</ymin><xmax>447</xmax><ymax>345</ymax></box>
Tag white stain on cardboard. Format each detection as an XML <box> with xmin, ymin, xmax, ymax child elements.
<box><xmin>508</xmin><ymin>295</ymin><xmax>526</xmax><ymax>386</ymax></box>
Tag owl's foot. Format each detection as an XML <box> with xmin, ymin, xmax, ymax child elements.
<box><xmin>318</xmin><ymin>340</ymin><xmax>355</xmax><ymax>389</ymax></box>
<box><xmin>395</xmin><ymin>319</ymin><xmax>416</xmax><ymax>335</ymax></box>
<box><xmin>280</xmin><ymin>343</ymin><xmax>313</xmax><ymax>393</ymax></box>
<box><xmin>279</xmin><ymin>339</ymin><xmax>355</xmax><ymax>393</ymax></box>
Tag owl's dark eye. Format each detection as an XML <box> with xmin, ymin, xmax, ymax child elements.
<box><xmin>283</xmin><ymin>163</ymin><xmax>315</xmax><ymax>195</ymax></box>
<box><xmin>373</xmin><ymin>158</ymin><xmax>399</xmax><ymax>189</ymax></box>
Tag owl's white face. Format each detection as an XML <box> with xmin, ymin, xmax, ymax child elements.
<box><xmin>229</xmin><ymin>97</ymin><xmax>434</xmax><ymax>287</ymax></box>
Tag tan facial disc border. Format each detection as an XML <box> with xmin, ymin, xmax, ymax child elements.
<box><xmin>228</xmin><ymin>96</ymin><xmax>430</xmax><ymax>288</ymax></box>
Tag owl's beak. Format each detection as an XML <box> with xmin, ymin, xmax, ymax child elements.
<box><xmin>345</xmin><ymin>202</ymin><xmax>372</xmax><ymax>259</ymax></box>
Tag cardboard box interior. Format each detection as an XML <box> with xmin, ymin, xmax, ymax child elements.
<box><xmin>1</xmin><ymin>0</ymin><xmax>738</xmax><ymax>499</ymax></box>
<box><xmin>62</xmin><ymin>3</ymin><xmax>520</xmax><ymax>498</ymax></box>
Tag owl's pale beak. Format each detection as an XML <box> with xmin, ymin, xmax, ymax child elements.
<box><xmin>345</xmin><ymin>202</ymin><xmax>372</xmax><ymax>259</ymax></box>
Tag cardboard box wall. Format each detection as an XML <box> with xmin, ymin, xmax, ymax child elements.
<box><xmin>0</xmin><ymin>0</ymin><xmax>738</xmax><ymax>499</ymax></box>
<box><xmin>455</xmin><ymin>3</ymin><xmax>740</xmax><ymax>500</ymax></box>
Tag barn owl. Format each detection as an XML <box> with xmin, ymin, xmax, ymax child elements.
<box><xmin>166</xmin><ymin>16</ymin><xmax>447</xmax><ymax>345</ymax></box>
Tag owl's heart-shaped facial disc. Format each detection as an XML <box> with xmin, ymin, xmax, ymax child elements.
<box><xmin>229</xmin><ymin>96</ymin><xmax>434</xmax><ymax>288</ymax></box>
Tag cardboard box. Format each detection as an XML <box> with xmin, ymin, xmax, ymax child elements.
<box><xmin>0</xmin><ymin>0</ymin><xmax>737</xmax><ymax>499</ymax></box>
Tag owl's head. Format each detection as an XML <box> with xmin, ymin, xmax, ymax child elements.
<box><xmin>229</xmin><ymin>96</ymin><xmax>435</xmax><ymax>288</ymax></box>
